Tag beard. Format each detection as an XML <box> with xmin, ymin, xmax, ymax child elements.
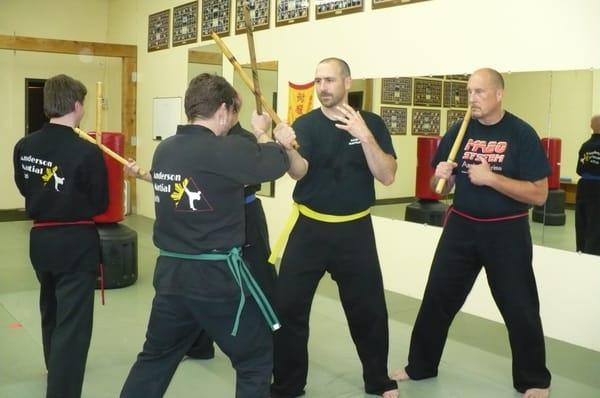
<box><xmin>318</xmin><ymin>91</ymin><xmax>342</xmax><ymax>108</ymax></box>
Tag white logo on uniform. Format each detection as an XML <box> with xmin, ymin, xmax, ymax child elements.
<box><xmin>53</xmin><ymin>172</ymin><xmax>64</xmax><ymax>191</ymax></box>
<box><xmin>183</xmin><ymin>186</ymin><xmax>202</xmax><ymax>211</ymax></box>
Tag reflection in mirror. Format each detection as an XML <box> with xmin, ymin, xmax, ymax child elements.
<box><xmin>233</xmin><ymin>62</ymin><xmax>278</xmax><ymax>198</ymax></box>
<box><xmin>364</xmin><ymin>69</ymin><xmax>598</xmax><ymax>253</ymax></box>
<box><xmin>188</xmin><ymin>48</ymin><xmax>277</xmax><ymax>197</ymax></box>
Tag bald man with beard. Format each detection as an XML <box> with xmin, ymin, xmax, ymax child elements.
<box><xmin>391</xmin><ymin>68</ymin><xmax>552</xmax><ymax>398</ymax></box>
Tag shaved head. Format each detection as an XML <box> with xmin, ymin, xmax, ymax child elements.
<box><xmin>472</xmin><ymin>68</ymin><xmax>505</xmax><ymax>89</ymax></box>
<box><xmin>592</xmin><ymin>114</ymin><xmax>600</xmax><ymax>133</ymax></box>
<box><xmin>318</xmin><ymin>57</ymin><xmax>351</xmax><ymax>78</ymax></box>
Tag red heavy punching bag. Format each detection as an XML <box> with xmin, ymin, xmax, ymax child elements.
<box><xmin>416</xmin><ymin>136</ymin><xmax>443</xmax><ymax>200</ymax></box>
<box><xmin>541</xmin><ymin>137</ymin><xmax>561</xmax><ymax>190</ymax></box>
<box><xmin>89</xmin><ymin>132</ymin><xmax>125</xmax><ymax>223</ymax></box>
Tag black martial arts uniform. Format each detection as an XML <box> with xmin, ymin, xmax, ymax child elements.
<box><xmin>271</xmin><ymin>109</ymin><xmax>398</xmax><ymax>398</ymax></box>
<box><xmin>13</xmin><ymin>123</ymin><xmax>108</xmax><ymax>398</ymax></box>
<box><xmin>404</xmin><ymin>112</ymin><xmax>552</xmax><ymax>393</ymax></box>
<box><xmin>575</xmin><ymin>133</ymin><xmax>600</xmax><ymax>254</ymax></box>
<box><xmin>186</xmin><ymin>123</ymin><xmax>276</xmax><ymax>359</ymax></box>
<box><xmin>120</xmin><ymin>124</ymin><xmax>289</xmax><ymax>398</ymax></box>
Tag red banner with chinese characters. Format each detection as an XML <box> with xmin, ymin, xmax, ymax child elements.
<box><xmin>288</xmin><ymin>81</ymin><xmax>314</xmax><ymax>124</ymax></box>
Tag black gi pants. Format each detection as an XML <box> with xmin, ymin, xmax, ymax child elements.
<box><xmin>271</xmin><ymin>214</ymin><xmax>397</xmax><ymax>397</ymax></box>
<box><xmin>120</xmin><ymin>293</ymin><xmax>272</xmax><ymax>398</ymax></box>
<box><xmin>187</xmin><ymin>198</ymin><xmax>276</xmax><ymax>358</ymax></box>
<box><xmin>575</xmin><ymin>179</ymin><xmax>600</xmax><ymax>254</ymax></box>
<box><xmin>29</xmin><ymin>225</ymin><xmax>100</xmax><ymax>398</ymax></box>
<box><xmin>405</xmin><ymin>213</ymin><xmax>551</xmax><ymax>393</ymax></box>
<box><xmin>35</xmin><ymin>270</ymin><xmax>96</xmax><ymax>398</ymax></box>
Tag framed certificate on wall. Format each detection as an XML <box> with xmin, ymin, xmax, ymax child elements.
<box><xmin>381</xmin><ymin>77</ymin><xmax>412</xmax><ymax>105</ymax></box>
<box><xmin>148</xmin><ymin>9</ymin><xmax>170</xmax><ymax>52</ymax></box>
<box><xmin>413</xmin><ymin>78</ymin><xmax>442</xmax><ymax>107</ymax></box>
<box><xmin>315</xmin><ymin>0</ymin><xmax>363</xmax><ymax>20</ymax></box>
<box><xmin>235</xmin><ymin>0</ymin><xmax>271</xmax><ymax>34</ymax></box>
<box><xmin>381</xmin><ymin>106</ymin><xmax>408</xmax><ymax>135</ymax></box>
<box><xmin>276</xmin><ymin>0</ymin><xmax>310</xmax><ymax>26</ymax></box>
<box><xmin>201</xmin><ymin>0</ymin><xmax>231</xmax><ymax>40</ymax></box>
<box><xmin>172</xmin><ymin>1</ymin><xmax>198</xmax><ymax>47</ymax></box>
<box><xmin>412</xmin><ymin>108</ymin><xmax>440</xmax><ymax>136</ymax></box>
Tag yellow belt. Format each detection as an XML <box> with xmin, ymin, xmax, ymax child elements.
<box><xmin>268</xmin><ymin>203</ymin><xmax>370</xmax><ymax>264</ymax></box>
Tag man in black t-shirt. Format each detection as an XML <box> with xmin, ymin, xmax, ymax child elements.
<box><xmin>575</xmin><ymin>114</ymin><xmax>600</xmax><ymax>255</ymax></box>
<box><xmin>13</xmin><ymin>74</ymin><xmax>108</xmax><ymax>398</ymax></box>
<box><xmin>270</xmin><ymin>58</ymin><xmax>399</xmax><ymax>398</ymax></box>
<box><xmin>391</xmin><ymin>68</ymin><xmax>552</xmax><ymax>398</ymax></box>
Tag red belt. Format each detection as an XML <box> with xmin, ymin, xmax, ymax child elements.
<box><xmin>446</xmin><ymin>207</ymin><xmax>528</xmax><ymax>224</ymax></box>
<box><xmin>33</xmin><ymin>220</ymin><xmax>95</xmax><ymax>228</ymax></box>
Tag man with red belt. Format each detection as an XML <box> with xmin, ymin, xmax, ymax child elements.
<box><xmin>391</xmin><ymin>68</ymin><xmax>552</xmax><ymax>398</ymax></box>
<box><xmin>13</xmin><ymin>74</ymin><xmax>109</xmax><ymax>398</ymax></box>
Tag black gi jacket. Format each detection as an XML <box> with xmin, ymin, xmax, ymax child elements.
<box><xmin>577</xmin><ymin>134</ymin><xmax>600</xmax><ymax>178</ymax></box>
<box><xmin>13</xmin><ymin>123</ymin><xmax>109</xmax><ymax>272</ymax></box>
<box><xmin>151</xmin><ymin>124</ymin><xmax>289</xmax><ymax>301</ymax></box>
<box><xmin>229</xmin><ymin>122</ymin><xmax>262</xmax><ymax>196</ymax></box>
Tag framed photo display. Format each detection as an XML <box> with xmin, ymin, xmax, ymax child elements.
<box><xmin>276</xmin><ymin>0</ymin><xmax>310</xmax><ymax>26</ymax></box>
<box><xmin>445</xmin><ymin>74</ymin><xmax>470</xmax><ymax>81</ymax></box>
<box><xmin>316</xmin><ymin>0</ymin><xmax>363</xmax><ymax>20</ymax></box>
<box><xmin>235</xmin><ymin>0</ymin><xmax>270</xmax><ymax>34</ymax></box>
<box><xmin>446</xmin><ymin>109</ymin><xmax>467</xmax><ymax>131</ymax></box>
<box><xmin>413</xmin><ymin>78</ymin><xmax>442</xmax><ymax>107</ymax></box>
<box><xmin>381</xmin><ymin>77</ymin><xmax>412</xmax><ymax>105</ymax></box>
<box><xmin>380</xmin><ymin>106</ymin><xmax>408</xmax><ymax>135</ymax></box>
<box><xmin>201</xmin><ymin>0</ymin><xmax>231</xmax><ymax>40</ymax></box>
<box><xmin>148</xmin><ymin>9</ymin><xmax>170</xmax><ymax>52</ymax></box>
<box><xmin>412</xmin><ymin>108</ymin><xmax>440</xmax><ymax>136</ymax></box>
<box><xmin>172</xmin><ymin>1</ymin><xmax>198</xmax><ymax>47</ymax></box>
<box><xmin>372</xmin><ymin>0</ymin><xmax>431</xmax><ymax>10</ymax></box>
<box><xmin>443</xmin><ymin>81</ymin><xmax>468</xmax><ymax>108</ymax></box>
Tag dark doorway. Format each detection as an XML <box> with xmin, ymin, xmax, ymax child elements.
<box><xmin>348</xmin><ymin>91</ymin><xmax>363</xmax><ymax>110</ymax></box>
<box><xmin>25</xmin><ymin>78</ymin><xmax>48</xmax><ymax>135</ymax></box>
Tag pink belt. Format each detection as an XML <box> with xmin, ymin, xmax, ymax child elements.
<box><xmin>446</xmin><ymin>207</ymin><xmax>528</xmax><ymax>225</ymax></box>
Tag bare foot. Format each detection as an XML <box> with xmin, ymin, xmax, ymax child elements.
<box><xmin>382</xmin><ymin>388</ymin><xmax>399</xmax><ymax>398</ymax></box>
<box><xmin>523</xmin><ymin>388</ymin><xmax>550</xmax><ymax>398</ymax></box>
<box><xmin>389</xmin><ymin>368</ymin><xmax>410</xmax><ymax>382</ymax></box>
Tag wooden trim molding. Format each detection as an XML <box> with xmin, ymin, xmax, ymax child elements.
<box><xmin>0</xmin><ymin>34</ymin><xmax>136</xmax><ymax>57</ymax></box>
<box><xmin>188</xmin><ymin>51</ymin><xmax>222</xmax><ymax>65</ymax></box>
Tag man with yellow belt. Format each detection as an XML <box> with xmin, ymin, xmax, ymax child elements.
<box><xmin>270</xmin><ymin>58</ymin><xmax>398</xmax><ymax>398</ymax></box>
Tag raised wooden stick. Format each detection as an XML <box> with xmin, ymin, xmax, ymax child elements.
<box><xmin>95</xmin><ymin>81</ymin><xmax>103</xmax><ymax>144</ymax></box>
<box><xmin>243</xmin><ymin>4</ymin><xmax>262</xmax><ymax>115</ymax></box>
<box><xmin>435</xmin><ymin>106</ymin><xmax>472</xmax><ymax>194</ymax></box>
<box><xmin>73</xmin><ymin>127</ymin><xmax>147</xmax><ymax>176</ymax></box>
<box><xmin>210</xmin><ymin>31</ymin><xmax>299</xmax><ymax>149</ymax></box>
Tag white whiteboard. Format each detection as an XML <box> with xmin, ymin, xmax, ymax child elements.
<box><xmin>152</xmin><ymin>97</ymin><xmax>182</xmax><ymax>140</ymax></box>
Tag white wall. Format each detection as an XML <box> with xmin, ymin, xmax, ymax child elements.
<box><xmin>370</xmin><ymin>216</ymin><xmax>600</xmax><ymax>351</ymax></box>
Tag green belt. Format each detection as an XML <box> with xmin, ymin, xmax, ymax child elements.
<box><xmin>159</xmin><ymin>247</ymin><xmax>280</xmax><ymax>336</ymax></box>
